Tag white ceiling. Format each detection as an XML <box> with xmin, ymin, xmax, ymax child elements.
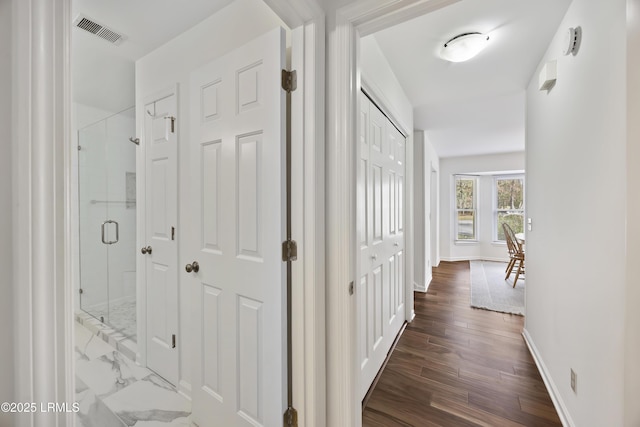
<box><xmin>72</xmin><ymin>0</ymin><xmax>234</xmax><ymax>112</ymax></box>
<box><xmin>369</xmin><ymin>0</ymin><xmax>571</xmax><ymax>158</ymax></box>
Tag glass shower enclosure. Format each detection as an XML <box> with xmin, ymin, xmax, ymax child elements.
<box><xmin>78</xmin><ymin>107</ymin><xmax>137</xmax><ymax>341</ymax></box>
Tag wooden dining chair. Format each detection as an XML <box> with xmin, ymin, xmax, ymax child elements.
<box><xmin>502</xmin><ymin>223</ymin><xmax>525</xmax><ymax>287</ymax></box>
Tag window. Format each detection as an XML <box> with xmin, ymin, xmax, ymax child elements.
<box><xmin>495</xmin><ymin>176</ymin><xmax>524</xmax><ymax>241</ymax></box>
<box><xmin>455</xmin><ymin>176</ymin><xmax>477</xmax><ymax>241</ymax></box>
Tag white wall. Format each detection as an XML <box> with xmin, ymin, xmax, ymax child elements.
<box><xmin>625</xmin><ymin>2</ymin><xmax>640</xmax><ymax>425</ymax></box>
<box><xmin>525</xmin><ymin>0</ymin><xmax>627</xmax><ymax>425</ymax></box>
<box><xmin>413</xmin><ymin>130</ymin><xmax>439</xmax><ymax>291</ymax></box>
<box><xmin>135</xmin><ymin>0</ymin><xmax>288</xmax><ymax>394</ymax></box>
<box><xmin>439</xmin><ymin>152</ymin><xmax>524</xmax><ymax>262</ymax></box>
<box><xmin>0</xmin><ymin>0</ymin><xmax>14</xmax><ymax>425</ymax></box>
<box><xmin>360</xmin><ymin>35</ymin><xmax>412</xmax><ymax>133</ymax></box>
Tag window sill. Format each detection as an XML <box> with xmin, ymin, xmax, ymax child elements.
<box><xmin>454</xmin><ymin>240</ymin><xmax>479</xmax><ymax>246</ymax></box>
<box><xmin>491</xmin><ymin>241</ymin><xmax>507</xmax><ymax>246</ymax></box>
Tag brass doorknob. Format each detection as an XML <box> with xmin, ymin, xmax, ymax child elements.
<box><xmin>185</xmin><ymin>261</ymin><xmax>200</xmax><ymax>273</ymax></box>
<box><xmin>141</xmin><ymin>246</ymin><xmax>152</xmax><ymax>254</ymax></box>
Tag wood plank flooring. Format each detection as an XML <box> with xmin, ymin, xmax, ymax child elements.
<box><xmin>362</xmin><ymin>261</ymin><xmax>561</xmax><ymax>427</ymax></box>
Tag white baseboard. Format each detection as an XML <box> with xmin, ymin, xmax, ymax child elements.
<box><xmin>178</xmin><ymin>380</ymin><xmax>192</xmax><ymax>401</ymax></box>
<box><xmin>522</xmin><ymin>329</ymin><xmax>574</xmax><ymax>427</ymax></box>
<box><xmin>413</xmin><ymin>274</ymin><xmax>432</xmax><ymax>293</ymax></box>
<box><xmin>440</xmin><ymin>256</ymin><xmax>510</xmax><ymax>263</ymax></box>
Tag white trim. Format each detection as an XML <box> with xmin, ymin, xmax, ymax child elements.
<box><xmin>12</xmin><ymin>0</ymin><xmax>74</xmax><ymax>425</ymax></box>
<box><xmin>343</xmin><ymin>0</ymin><xmax>462</xmax><ymax>37</ymax></box>
<box><xmin>177</xmin><ymin>380</ymin><xmax>192</xmax><ymax>402</ymax></box>
<box><xmin>263</xmin><ymin>0</ymin><xmax>323</xmax><ymax>28</ymax></box>
<box><xmin>247</xmin><ymin>5</ymin><xmax>327</xmax><ymax>425</ymax></box>
<box><xmin>326</xmin><ymin>9</ymin><xmax>359</xmax><ymax>426</ymax></box>
<box><xmin>291</xmin><ymin>15</ymin><xmax>327</xmax><ymax>427</ymax></box>
<box><xmin>404</xmin><ymin>133</ymin><xmax>415</xmax><ymax>325</ymax></box>
<box><xmin>360</xmin><ymin>78</ymin><xmax>409</xmax><ymax>137</ymax></box>
<box><xmin>522</xmin><ymin>329</ymin><xmax>575</xmax><ymax>427</ymax></box>
<box><xmin>327</xmin><ymin>1</ymin><xmax>460</xmax><ymax>425</ymax></box>
<box><xmin>414</xmin><ymin>274</ymin><xmax>432</xmax><ymax>293</ymax></box>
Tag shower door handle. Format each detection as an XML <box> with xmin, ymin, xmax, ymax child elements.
<box><xmin>101</xmin><ymin>220</ymin><xmax>119</xmax><ymax>245</ymax></box>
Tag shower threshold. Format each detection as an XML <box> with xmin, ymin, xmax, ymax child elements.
<box><xmin>75</xmin><ymin>311</ymin><xmax>137</xmax><ymax>362</ymax></box>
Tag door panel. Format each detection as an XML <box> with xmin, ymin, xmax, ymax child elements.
<box><xmin>358</xmin><ymin>93</ymin><xmax>406</xmax><ymax>399</ymax></box>
<box><xmin>144</xmin><ymin>90</ymin><xmax>179</xmax><ymax>386</ymax></box>
<box><xmin>202</xmin><ymin>284</ymin><xmax>222</xmax><ymax>397</ymax></box>
<box><xmin>190</xmin><ymin>27</ymin><xmax>286</xmax><ymax>427</ymax></box>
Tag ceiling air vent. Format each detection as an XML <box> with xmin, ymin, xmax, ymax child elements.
<box><xmin>73</xmin><ymin>15</ymin><xmax>126</xmax><ymax>46</ymax></box>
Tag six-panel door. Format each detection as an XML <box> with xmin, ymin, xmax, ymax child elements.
<box><xmin>189</xmin><ymin>27</ymin><xmax>286</xmax><ymax>427</ymax></box>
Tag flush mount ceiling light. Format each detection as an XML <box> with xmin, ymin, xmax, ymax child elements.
<box><xmin>440</xmin><ymin>32</ymin><xmax>490</xmax><ymax>62</ymax></box>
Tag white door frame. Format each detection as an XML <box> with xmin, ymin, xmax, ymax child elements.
<box><xmin>12</xmin><ymin>1</ymin><xmax>324</xmax><ymax>426</ymax></box>
<box><xmin>325</xmin><ymin>1</ymin><xmax>461</xmax><ymax>425</ymax></box>
<box><xmin>12</xmin><ymin>0</ymin><xmax>74</xmax><ymax>425</ymax></box>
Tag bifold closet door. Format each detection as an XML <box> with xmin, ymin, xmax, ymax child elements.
<box><xmin>189</xmin><ymin>27</ymin><xmax>286</xmax><ymax>427</ymax></box>
<box><xmin>358</xmin><ymin>92</ymin><xmax>406</xmax><ymax>400</ymax></box>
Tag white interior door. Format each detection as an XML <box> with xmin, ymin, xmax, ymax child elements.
<box><xmin>144</xmin><ymin>90</ymin><xmax>179</xmax><ymax>386</ymax></box>
<box><xmin>189</xmin><ymin>27</ymin><xmax>286</xmax><ymax>427</ymax></box>
<box><xmin>358</xmin><ymin>92</ymin><xmax>406</xmax><ymax>399</ymax></box>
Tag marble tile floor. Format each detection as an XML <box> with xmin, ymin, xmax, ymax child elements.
<box><xmin>75</xmin><ymin>321</ymin><xmax>191</xmax><ymax>427</ymax></box>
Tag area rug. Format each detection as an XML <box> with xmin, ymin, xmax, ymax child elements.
<box><xmin>470</xmin><ymin>260</ymin><xmax>525</xmax><ymax>316</ymax></box>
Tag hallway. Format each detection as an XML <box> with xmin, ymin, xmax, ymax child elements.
<box><xmin>362</xmin><ymin>261</ymin><xmax>561</xmax><ymax>426</ymax></box>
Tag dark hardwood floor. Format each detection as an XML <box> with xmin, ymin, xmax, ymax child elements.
<box><xmin>362</xmin><ymin>261</ymin><xmax>561</xmax><ymax>427</ymax></box>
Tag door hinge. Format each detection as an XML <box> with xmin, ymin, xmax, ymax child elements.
<box><xmin>166</xmin><ymin>116</ymin><xmax>176</xmax><ymax>133</ymax></box>
<box><xmin>172</xmin><ymin>334</ymin><xmax>176</xmax><ymax>348</ymax></box>
<box><xmin>349</xmin><ymin>281</ymin><xmax>355</xmax><ymax>296</ymax></box>
<box><xmin>283</xmin><ymin>407</ymin><xmax>298</xmax><ymax>427</ymax></box>
<box><xmin>171</xmin><ymin>226</ymin><xmax>175</xmax><ymax>241</ymax></box>
<box><xmin>282</xmin><ymin>239</ymin><xmax>298</xmax><ymax>262</ymax></box>
<box><xmin>281</xmin><ymin>70</ymin><xmax>297</xmax><ymax>93</ymax></box>
<box><xmin>79</xmin><ymin>288</ymin><xmax>83</xmax><ymax>295</ymax></box>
